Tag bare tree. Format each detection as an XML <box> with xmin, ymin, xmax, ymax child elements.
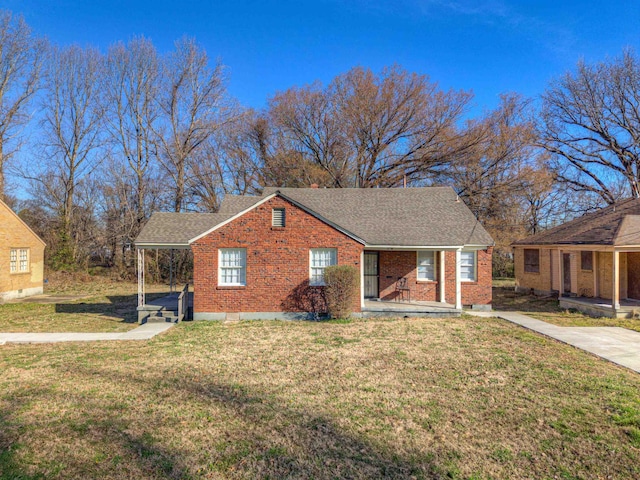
<box><xmin>103</xmin><ymin>36</ymin><xmax>160</xmax><ymax>232</ymax></box>
<box><xmin>0</xmin><ymin>11</ymin><xmax>45</xmax><ymax>199</ymax></box>
<box><xmin>267</xmin><ymin>65</ymin><xmax>472</xmax><ymax>188</ymax></box>
<box><xmin>31</xmin><ymin>45</ymin><xmax>104</xmax><ymax>266</ymax></box>
<box><xmin>539</xmin><ymin>49</ymin><xmax>640</xmax><ymax>205</ymax></box>
<box><xmin>157</xmin><ymin>37</ymin><xmax>235</xmax><ymax>212</ymax></box>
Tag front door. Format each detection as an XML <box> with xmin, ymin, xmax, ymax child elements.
<box><xmin>364</xmin><ymin>251</ymin><xmax>379</xmax><ymax>298</ymax></box>
<box><xmin>563</xmin><ymin>253</ymin><xmax>571</xmax><ymax>294</ymax></box>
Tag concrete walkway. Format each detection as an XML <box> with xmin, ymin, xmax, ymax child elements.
<box><xmin>0</xmin><ymin>322</ymin><xmax>175</xmax><ymax>345</ymax></box>
<box><xmin>470</xmin><ymin>310</ymin><xmax>640</xmax><ymax>373</ymax></box>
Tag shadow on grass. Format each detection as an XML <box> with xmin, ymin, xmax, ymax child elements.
<box><xmin>492</xmin><ymin>287</ymin><xmax>561</xmax><ymax>314</ymax></box>
<box><xmin>54</xmin><ymin>293</ymin><xmax>168</xmax><ymax>324</ymax></box>
<box><xmin>2</xmin><ymin>364</ymin><xmax>451</xmax><ymax>479</ymax></box>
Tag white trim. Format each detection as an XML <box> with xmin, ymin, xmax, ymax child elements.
<box><xmin>455</xmin><ymin>249</ymin><xmax>462</xmax><ymax>309</ymax></box>
<box><xmin>309</xmin><ymin>248</ymin><xmax>337</xmax><ymax>286</ymax></box>
<box><xmin>364</xmin><ymin>245</ymin><xmax>485</xmax><ymax>251</ymax></box>
<box><xmin>416</xmin><ymin>250</ymin><xmax>436</xmax><ymax>281</ymax></box>
<box><xmin>439</xmin><ymin>250</ymin><xmax>446</xmax><ymax>303</ymax></box>
<box><xmin>135</xmin><ymin>243</ymin><xmax>191</xmax><ymax>250</ymax></box>
<box><xmin>360</xmin><ymin>250</ymin><xmax>365</xmax><ymax>310</ymax></box>
<box><xmin>460</xmin><ymin>249</ymin><xmax>477</xmax><ymax>282</ymax></box>
<box><xmin>218</xmin><ymin>248</ymin><xmax>247</xmax><ymax>286</ymax></box>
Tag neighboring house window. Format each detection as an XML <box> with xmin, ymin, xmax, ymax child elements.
<box><xmin>10</xmin><ymin>249</ymin><xmax>28</xmax><ymax>273</ymax></box>
<box><xmin>581</xmin><ymin>251</ymin><xmax>593</xmax><ymax>271</ymax></box>
<box><xmin>272</xmin><ymin>208</ymin><xmax>285</xmax><ymax>227</ymax></box>
<box><xmin>524</xmin><ymin>249</ymin><xmax>540</xmax><ymax>273</ymax></box>
<box><xmin>417</xmin><ymin>251</ymin><xmax>436</xmax><ymax>281</ymax></box>
<box><xmin>219</xmin><ymin>248</ymin><xmax>246</xmax><ymax>286</ymax></box>
<box><xmin>460</xmin><ymin>250</ymin><xmax>477</xmax><ymax>282</ymax></box>
<box><xmin>310</xmin><ymin>248</ymin><xmax>337</xmax><ymax>286</ymax></box>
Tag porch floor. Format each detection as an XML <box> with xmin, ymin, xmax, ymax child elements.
<box><xmin>362</xmin><ymin>299</ymin><xmax>461</xmax><ymax>317</ymax></box>
<box><xmin>145</xmin><ymin>292</ymin><xmax>194</xmax><ymax>311</ymax></box>
<box><xmin>559</xmin><ymin>296</ymin><xmax>640</xmax><ymax>319</ymax></box>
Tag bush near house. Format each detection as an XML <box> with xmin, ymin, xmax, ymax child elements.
<box><xmin>324</xmin><ymin>265</ymin><xmax>359</xmax><ymax>319</ymax></box>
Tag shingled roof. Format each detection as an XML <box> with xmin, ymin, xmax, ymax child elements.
<box><xmin>135</xmin><ymin>186</ymin><xmax>494</xmax><ymax>247</ymax></box>
<box><xmin>512</xmin><ymin>198</ymin><xmax>640</xmax><ymax>246</ymax></box>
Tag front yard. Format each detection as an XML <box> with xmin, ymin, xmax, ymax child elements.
<box><xmin>2</xmin><ymin>309</ymin><xmax>640</xmax><ymax>478</ymax></box>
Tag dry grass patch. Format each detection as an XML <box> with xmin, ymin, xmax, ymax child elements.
<box><xmin>0</xmin><ymin>280</ymin><xmax>169</xmax><ymax>333</ymax></box>
<box><xmin>1</xmin><ymin>316</ymin><xmax>640</xmax><ymax>479</ymax></box>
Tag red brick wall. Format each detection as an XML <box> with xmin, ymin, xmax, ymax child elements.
<box><xmin>191</xmin><ymin>196</ymin><xmax>364</xmax><ymax>314</ymax></box>
<box><xmin>377</xmin><ymin>247</ymin><xmax>492</xmax><ymax>305</ymax></box>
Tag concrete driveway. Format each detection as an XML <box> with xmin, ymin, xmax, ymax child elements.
<box><xmin>470</xmin><ymin>311</ymin><xmax>640</xmax><ymax>373</ymax></box>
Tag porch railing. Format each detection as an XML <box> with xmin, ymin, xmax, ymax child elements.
<box><xmin>177</xmin><ymin>283</ymin><xmax>189</xmax><ymax>321</ymax></box>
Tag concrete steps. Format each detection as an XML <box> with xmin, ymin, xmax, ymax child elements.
<box><xmin>145</xmin><ymin>311</ymin><xmax>180</xmax><ymax>324</ymax></box>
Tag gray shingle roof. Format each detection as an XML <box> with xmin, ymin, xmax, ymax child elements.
<box><xmin>512</xmin><ymin>198</ymin><xmax>640</xmax><ymax>246</ymax></box>
<box><xmin>135</xmin><ymin>212</ymin><xmax>232</xmax><ymax>246</ymax></box>
<box><xmin>135</xmin><ymin>186</ymin><xmax>494</xmax><ymax>247</ymax></box>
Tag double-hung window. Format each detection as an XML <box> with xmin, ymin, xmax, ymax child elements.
<box><xmin>310</xmin><ymin>248</ymin><xmax>337</xmax><ymax>286</ymax></box>
<box><xmin>417</xmin><ymin>251</ymin><xmax>436</xmax><ymax>281</ymax></box>
<box><xmin>219</xmin><ymin>248</ymin><xmax>246</xmax><ymax>286</ymax></box>
<box><xmin>524</xmin><ymin>249</ymin><xmax>540</xmax><ymax>273</ymax></box>
<box><xmin>10</xmin><ymin>248</ymin><xmax>28</xmax><ymax>273</ymax></box>
<box><xmin>460</xmin><ymin>250</ymin><xmax>477</xmax><ymax>282</ymax></box>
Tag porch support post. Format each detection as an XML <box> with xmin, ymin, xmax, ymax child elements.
<box><xmin>593</xmin><ymin>251</ymin><xmax>599</xmax><ymax>298</ymax></box>
<box><xmin>137</xmin><ymin>248</ymin><xmax>145</xmax><ymax>307</ymax></box>
<box><xmin>360</xmin><ymin>250</ymin><xmax>365</xmax><ymax>310</ymax></box>
<box><xmin>455</xmin><ymin>248</ymin><xmax>462</xmax><ymax>310</ymax></box>
<box><xmin>439</xmin><ymin>250</ymin><xmax>446</xmax><ymax>303</ymax></box>
<box><xmin>558</xmin><ymin>249</ymin><xmax>563</xmax><ymax>295</ymax></box>
<box><xmin>613</xmin><ymin>250</ymin><xmax>620</xmax><ymax>311</ymax></box>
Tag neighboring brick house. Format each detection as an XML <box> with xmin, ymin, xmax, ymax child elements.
<box><xmin>135</xmin><ymin>187</ymin><xmax>494</xmax><ymax>319</ymax></box>
<box><xmin>513</xmin><ymin>198</ymin><xmax>640</xmax><ymax>318</ymax></box>
<box><xmin>0</xmin><ymin>199</ymin><xmax>46</xmax><ymax>301</ymax></box>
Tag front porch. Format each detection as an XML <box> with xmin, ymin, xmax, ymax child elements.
<box><xmin>559</xmin><ymin>295</ymin><xmax>640</xmax><ymax>319</ymax></box>
<box><xmin>362</xmin><ymin>299</ymin><xmax>461</xmax><ymax>317</ymax></box>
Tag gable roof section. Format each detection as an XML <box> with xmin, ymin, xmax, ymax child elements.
<box><xmin>513</xmin><ymin>198</ymin><xmax>640</xmax><ymax>247</ymax></box>
<box><xmin>135</xmin><ymin>186</ymin><xmax>494</xmax><ymax>248</ymax></box>
<box><xmin>262</xmin><ymin>187</ymin><xmax>493</xmax><ymax>247</ymax></box>
<box><xmin>0</xmin><ymin>199</ymin><xmax>46</xmax><ymax>246</ymax></box>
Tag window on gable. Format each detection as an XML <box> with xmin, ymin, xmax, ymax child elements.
<box><xmin>581</xmin><ymin>251</ymin><xmax>593</xmax><ymax>271</ymax></box>
<box><xmin>272</xmin><ymin>208</ymin><xmax>285</xmax><ymax>227</ymax></box>
<box><xmin>524</xmin><ymin>249</ymin><xmax>540</xmax><ymax>273</ymax></box>
<box><xmin>10</xmin><ymin>248</ymin><xmax>28</xmax><ymax>273</ymax></box>
<box><xmin>417</xmin><ymin>251</ymin><xmax>436</xmax><ymax>281</ymax></box>
<box><xmin>310</xmin><ymin>248</ymin><xmax>337</xmax><ymax>286</ymax></box>
<box><xmin>219</xmin><ymin>248</ymin><xmax>246</xmax><ymax>286</ymax></box>
<box><xmin>460</xmin><ymin>250</ymin><xmax>477</xmax><ymax>282</ymax></box>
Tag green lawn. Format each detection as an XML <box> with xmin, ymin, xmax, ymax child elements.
<box><xmin>1</xmin><ymin>315</ymin><xmax>640</xmax><ymax>479</ymax></box>
<box><xmin>0</xmin><ymin>281</ymin><xmax>169</xmax><ymax>333</ymax></box>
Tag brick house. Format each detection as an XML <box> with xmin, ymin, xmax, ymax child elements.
<box><xmin>513</xmin><ymin>198</ymin><xmax>640</xmax><ymax>318</ymax></box>
<box><xmin>135</xmin><ymin>187</ymin><xmax>494</xmax><ymax>320</ymax></box>
<box><xmin>0</xmin><ymin>199</ymin><xmax>46</xmax><ymax>301</ymax></box>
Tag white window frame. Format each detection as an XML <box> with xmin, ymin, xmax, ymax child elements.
<box><xmin>309</xmin><ymin>248</ymin><xmax>337</xmax><ymax>286</ymax></box>
<box><xmin>10</xmin><ymin>248</ymin><xmax>28</xmax><ymax>273</ymax></box>
<box><xmin>9</xmin><ymin>249</ymin><xmax>17</xmax><ymax>273</ymax></box>
<box><xmin>19</xmin><ymin>249</ymin><xmax>29</xmax><ymax>272</ymax></box>
<box><xmin>417</xmin><ymin>251</ymin><xmax>436</xmax><ymax>281</ymax></box>
<box><xmin>218</xmin><ymin>248</ymin><xmax>246</xmax><ymax>286</ymax></box>
<box><xmin>460</xmin><ymin>250</ymin><xmax>477</xmax><ymax>282</ymax></box>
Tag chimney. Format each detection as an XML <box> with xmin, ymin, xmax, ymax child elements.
<box><xmin>310</xmin><ymin>183</ymin><xmax>319</xmax><ymax>189</ymax></box>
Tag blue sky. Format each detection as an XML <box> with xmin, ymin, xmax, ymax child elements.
<box><xmin>5</xmin><ymin>0</ymin><xmax>640</xmax><ymax>114</ymax></box>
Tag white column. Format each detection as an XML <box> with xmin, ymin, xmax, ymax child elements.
<box><xmin>613</xmin><ymin>250</ymin><xmax>620</xmax><ymax>310</ymax></box>
<box><xmin>558</xmin><ymin>249</ymin><xmax>563</xmax><ymax>295</ymax></box>
<box><xmin>360</xmin><ymin>250</ymin><xmax>365</xmax><ymax>310</ymax></box>
<box><xmin>439</xmin><ymin>250</ymin><xmax>446</xmax><ymax>303</ymax></box>
<box><xmin>137</xmin><ymin>248</ymin><xmax>145</xmax><ymax>307</ymax></box>
<box><xmin>455</xmin><ymin>249</ymin><xmax>462</xmax><ymax>309</ymax></box>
